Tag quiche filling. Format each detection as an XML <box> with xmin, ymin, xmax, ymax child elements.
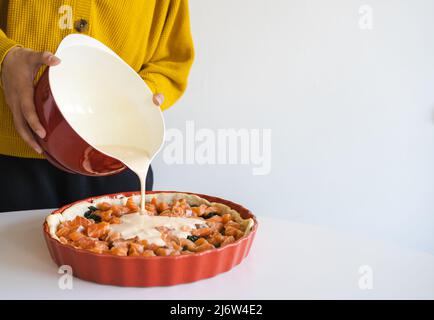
<box><xmin>46</xmin><ymin>193</ymin><xmax>254</xmax><ymax>257</ymax></box>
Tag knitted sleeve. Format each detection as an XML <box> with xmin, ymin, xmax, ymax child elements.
<box><xmin>138</xmin><ymin>0</ymin><xmax>195</xmax><ymax>110</ymax></box>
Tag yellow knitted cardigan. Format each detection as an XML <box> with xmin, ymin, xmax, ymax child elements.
<box><xmin>0</xmin><ymin>0</ymin><xmax>194</xmax><ymax>159</ymax></box>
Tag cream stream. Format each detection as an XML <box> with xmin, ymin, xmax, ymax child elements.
<box><xmin>96</xmin><ymin>145</ymin><xmax>150</xmax><ymax>213</ymax></box>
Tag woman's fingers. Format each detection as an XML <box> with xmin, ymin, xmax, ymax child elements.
<box><xmin>20</xmin><ymin>89</ymin><xmax>46</xmax><ymax>139</ymax></box>
<box><xmin>32</xmin><ymin>51</ymin><xmax>61</xmax><ymax>66</ymax></box>
<box><xmin>1</xmin><ymin>47</ymin><xmax>61</xmax><ymax>153</ymax></box>
<box><xmin>153</xmin><ymin>93</ymin><xmax>165</xmax><ymax>106</ymax></box>
<box><xmin>12</xmin><ymin>109</ymin><xmax>43</xmax><ymax>154</ymax></box>
<box><xmin>21</xmin><ymin>51</ymin><xmax>59</xmax><ymax>139</ymax></box>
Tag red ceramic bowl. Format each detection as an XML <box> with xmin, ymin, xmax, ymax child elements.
<box><xmin>34</xmin><ymin>68</ymin><xmax>126</xmax><ymax>176</ymax></box>
<box><xmin>43</xmin><ymin>191</ymin><xmax>258</xmax><ymax>287</ymax></box>
<box><xmin>33</xmin><ymin>34</ymin><xmax>165</xmax><ymax>176</ymax></box>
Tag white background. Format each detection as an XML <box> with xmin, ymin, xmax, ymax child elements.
<box><xmin>153</xmin><ymin>0</ymin><xmax>434</xmax><ymax>253</ymax></box>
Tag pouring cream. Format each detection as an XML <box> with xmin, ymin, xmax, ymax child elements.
<box><xmin>96</xmin><ymin>145</ymin><xmax>151</xmax><ymax>213</ymax></box>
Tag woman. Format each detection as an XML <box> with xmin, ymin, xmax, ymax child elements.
<box><xmin>0</xmin><ymin>0</ymin><xmax>194</xmax><ymax>212</ymax></box>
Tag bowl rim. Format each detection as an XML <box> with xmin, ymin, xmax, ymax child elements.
<box><xmin>43</xmin><ymin>190</ymin><xmax>258</xmax><ymax>261</ymax></box>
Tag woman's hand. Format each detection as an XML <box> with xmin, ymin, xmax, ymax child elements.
<box><xmin>1</xmin><ymin>47</ymin><xmax>60</xmax><ymax>154</ymax></box>
<box><xmin>1</xmin><ymin>46</ymin><xmax>161</xmax><ymax>154</ymax></box>
<box><xmin>152</xmin><ymin>93</ymin><xmax>164</xmax><ymax>107</ymax></box>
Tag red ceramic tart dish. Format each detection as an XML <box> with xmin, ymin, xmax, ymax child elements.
<box><xmin>43</xmin><ymin>191</ymin><xmax>258</xmax><ymax>287</ymax></box>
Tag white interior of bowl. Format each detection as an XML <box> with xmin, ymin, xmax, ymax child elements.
<box><xmin>48</xmin><ymin>34</ymin><xmax>165</xmax><ymax>162</ymax></box>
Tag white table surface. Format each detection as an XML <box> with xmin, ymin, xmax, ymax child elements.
<box><xmin>0</xmin><ymin>209</ymin><xmax>433</xmax><ymax>299</ymax></box>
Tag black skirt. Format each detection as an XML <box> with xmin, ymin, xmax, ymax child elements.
<box><xmin>0</xmin><ymin>154</ymin><xmax>153</xmax><ymax>212</ymax></box>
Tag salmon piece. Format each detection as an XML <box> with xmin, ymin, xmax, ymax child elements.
<box><xmin>139</xmin><ymin>239</ymin><xmax>149</xmax><ymax>248</ymax></box>
<box><xmin>181</xmin><ymin>250</ymin><xmax>194</xmax><ymax>255</ymax></box>
<box><xmin>110</xmin><ymin>247</ymin><xmax>128</xmax><ymax>256</ymax></box>
<box><xmin>99</xmin><ymin>210</ymin><xmax>112</xmax><ymax>222</ymax></box>
<box><xmin>207</xmin><ymin>215</ymin><xmax>223</xmax><ymax>223</ymax></box>
<box><xmin>94</xmin><ymin>240</ymin><xmax>109</xmax><ymax>251</ymax></box>
<box><xmin>145</xmin><ymin>203</ymin><xmax>157</xmax><ymax>215</ymax></box>
<box><xmin>225</xmin><ymin>225</ymin><xmax>244</xmax><ymax>239</ymax></box>
<box><xmin>56</xmin><ymin>226</ymin><xmax>71</xmax><ymax>238</ymax></box>
<box><xmin>109</xmin><ymin>216</ymin><xmax>121</xmax><ymax>224</ymax></box>
<box><xmin>79</xmin><ymin>215</ymin><xmax>93</xmax><ymax>226</ymax></box>
<box><xmin>160</xmin><ymin>234</ymin><xmax>172</xmax><ymax>246</ymax></box>
<box><xmin>225</xmin><ymin>221</ymin><xmax>241</xmax><ymax>229</ymax></box>
<box><xmin>64</xmin><ymin>216</ymin><xmax>88</xmax><ymax>229</ymax></box>
<box><xmin>105</xmin><ymin>230</ymin><xmax>121</xmax><ymax>242</ymax></box>
<box><xmin>178</xmin><ymin>199</ymin><xmax>188</xmax><ymax>206</ymax></box>
<box><xmin>70</xmin><ymin>216</ymin><xmax>93</xmax><ymax>228</ymax></box>
<box><xmin>61</xmin><ymin>221</ymin><xmax>72</xmax><ymax>228</ymax></box>
<box><xmin>89</xmin><ymin>241</ymin><xmax>109</xmax><ymax>254</ymax></box>
<box><xmin>195</xmin><ymin>242</ymin><xmax>214</xmax><ymax>252</ymax></box>
<box><xmin>126</xmin><ymin>197</ymin><xmax>139</xmax><ymax>212</ymax></box>
<box><xmin>129</xmin><ymin>242</ymin><xmax>144</xmax><ymax>256</ymax></box>
<box><xmin>221</xmin><ymin>236</ymin><xmax>235</xmax><ymax>247</ymax></box>
<box><xmin>111</xmin><ymin>205</ymin><xmax>130</xmax><ymax>217</ymax></box>
<box><xmin>110</xmin><ymin>205</ymin><xmax>121</xmax><ymax>216</ymax></box>
<box><xmin>157</xmin><ymin>201</ymin><xmax>170</xmax><ymax>213</ymax></box>
<box><xmin>183</xmin><ymin>203</ymin><xmax>191</xmax><ymax>212</ymax></box>
<box><xmin>169</xmin><ymin>207</ymin><xmax>183</xmax><ymax>217</ymax></box>
<box><xmin>68</xmin><ymin>231</ymin><xmax>85</xmax><ymax>242</ymax></box>
<box><xmin>169</xmin><ymin>241</ymin><xmax>182</xmax><ymax>251</ymax></box>
<box><xmin>224</xmin><ymin>226</ymin><xmax>235</xmax><ymax>236</ymax></box>
<box><xmin>192</xmin><ymin>205</ymin><xmax>207</xmax><ymax>217</ymax></box>
<box><xmin>155</xmin><ymin>247</ymin><xmax>172</xmax><ymax>256</ymax></box>
<box><xmin>163</xmin><ymin>234</ymin><xmax>181</xmax><ymax>248</ymax></box>
<box><xmin>224</xmin><ymin>225</ymin><xmax>237</xmax><ymax>235</ymax></box>
<box><xmin>112</xmin><ymin>239</ymin><xmax>130</xmax><ymax>249</ymax></box>
<box><xmin>221</xmin><ymin>213</ymin><xmax>232</xmax><ymax>224</ymax></box>
<box><xmin>97</xmin><ymin>202</ymin><xmax>112</xmax><ymax>211</ymax></box>
<box><xmin>216</xmin><ymin>223</ymin><xmax>225</xmax><ymax>233</ymax></box>
<box><xmin>175</xmin><ymin>199</ymin><xmax>190</xmax><ymax>213</ymax></box>
<box><xmin>172</xmin><ymin>206</ymin><xmax>185</xmax><ymax>216</ymax></box>
<box><xmin>208</xmin><ymin>232</ymin><xmax>225</xmax><ymax>246</ymax></box>
<box><xmin>142</xmin><ymin>250</ymin><xmax>156</xmax><ymax>257</ymax></box>
<box><xmin>147</xmin><ymin>243</ymin><xmax>161</xmax><ymax>252</ymax></box>
<box><xmin>191</xmin><ymin>227</ymin><xmax>212</xmax><ymax>237</ymax></box>
<box><xmin>180</xmin><ymin>238</ymin><xmax>196</xmax><ymax>251</ymax></box>
<box><xmin>194</xmin><ymin>238</ymin><xmax>207</xmax><ymax>246</ymax></box>
<box><xmin>207</xmin><ymin>221</ymin><xmax>224</xmax><ymax>233</ymax></box>
<box><xmin>74</xmin><ymin>237</ymin><xmax>96</xmax><ymax>249</ymax></box>
<box><xmin>86</xmin><ymin>222</ymin><xmax>110</xmax><ymax>238</ymax></box>
<box><xmin>63</xmin><ymin>220</ymin><xmax>81</xmax><ymax>229</ymax></box>
<box><xmin>151</xmin><ymin>197</ymin><xmax>158</xmax><ymax>206</ymax></box>
<box><xmin>65</xmin><ymin>219</ymin><xmax>78</xmax><ymax>229</ymax></box>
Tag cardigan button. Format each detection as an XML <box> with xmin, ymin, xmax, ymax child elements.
<box><xmin>74</xmin><ymin>19</ymin><xmax>89</xmax><ymax>33</ymax></box>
